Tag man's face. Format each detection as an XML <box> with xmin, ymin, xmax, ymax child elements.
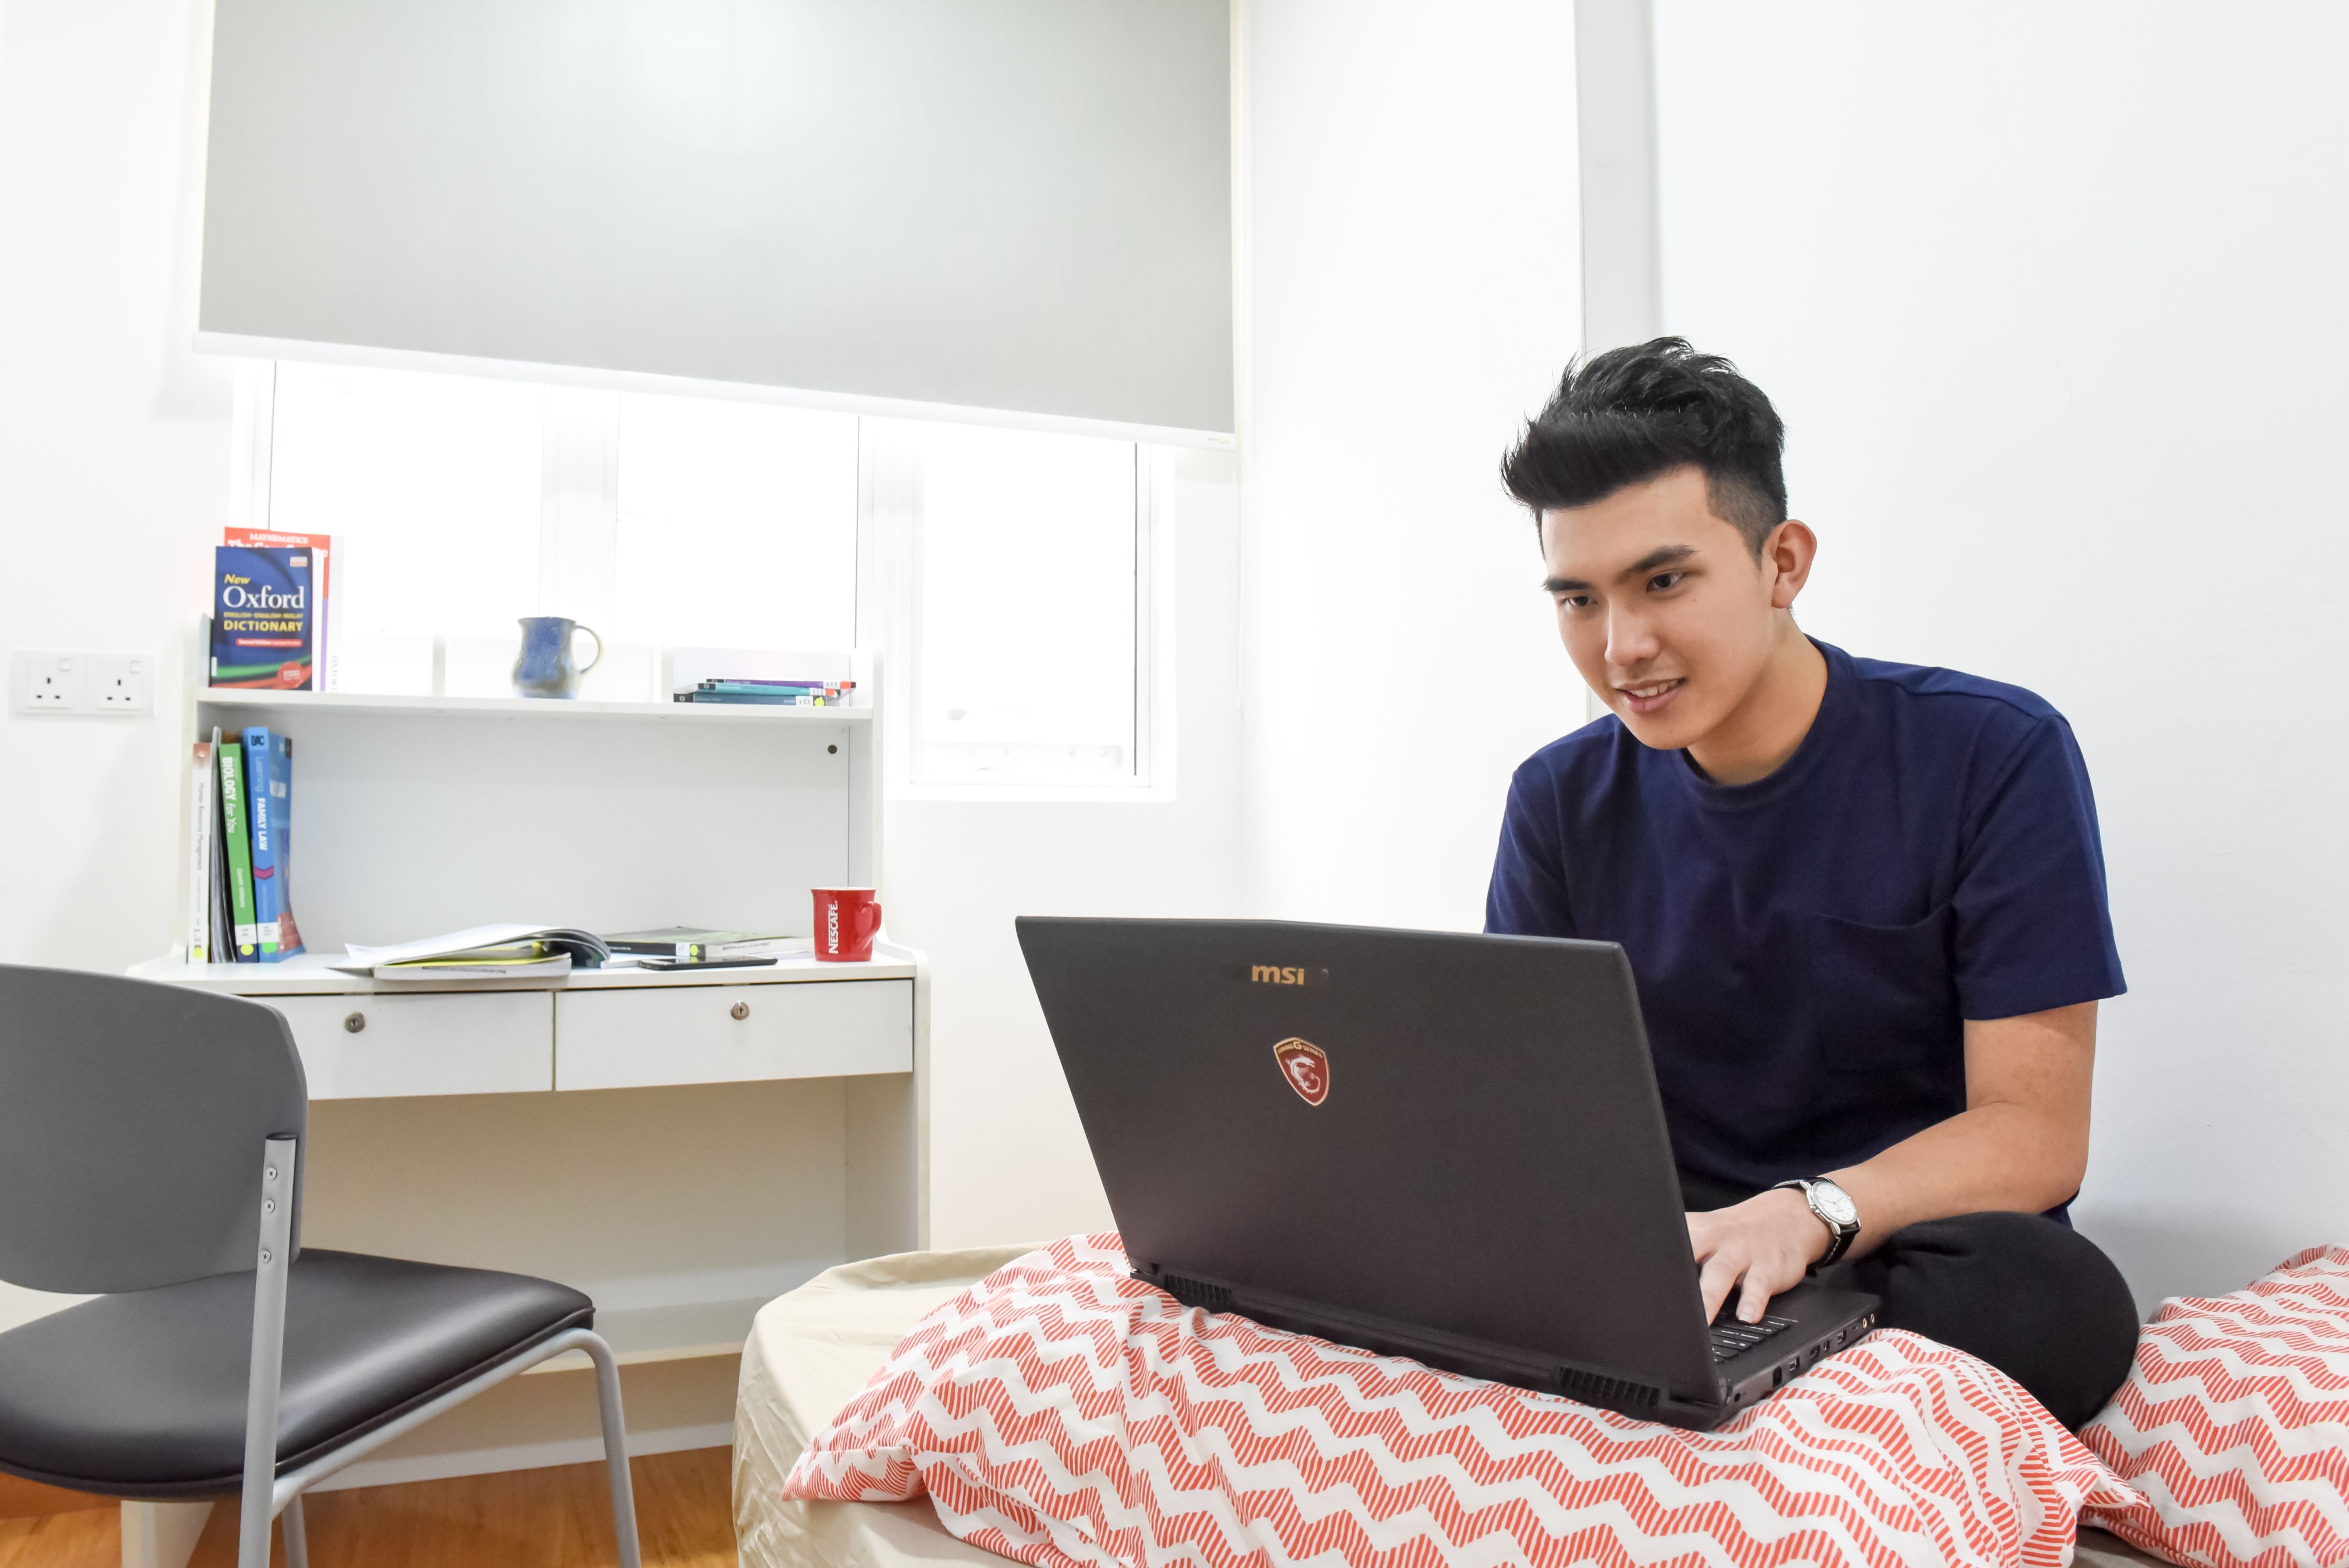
<box><xmin>1540</xmin><ymin>465</ymin><xmax>1800</xmax><ymax>751</ymax></box>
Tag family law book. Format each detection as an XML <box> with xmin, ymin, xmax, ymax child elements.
<box><xmin>242</xmin><ymin>726</ymin><xmax>305</xmax><ymax>961</ymax></box>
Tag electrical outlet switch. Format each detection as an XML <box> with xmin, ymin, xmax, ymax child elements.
<box><xmin>12</xmin><ymin>651</ymin><xmax>85</xmax><ymax>713</ymax></box>
<box><xmin>90</xmin><ymin>654</ymin><xmax>151</xmax><ymax>715</ymax></box>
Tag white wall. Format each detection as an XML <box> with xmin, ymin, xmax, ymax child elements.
<box><xmin>1652</xmin><ymin>1</ymin><xmax>2349</xmax><ymax>1308</ymax></box>
<box><xmin>892</xmin><ymin>451</ymin><xmax>1246</xmax><ymax>1249</ymax></box>
<box><xmin>1240</xmin><ymin>0</ymin><xmax>1585</xmax><ymax>928</ymax></box>
<box><xmin>0</xmin><ymin>0</ymin><xmax>1239</xmax><ymax>1300</ymax></box>
<box><xmin>15</xmin><ymin>0</ymin><xmax>2327</xmax><ymax>1355</ymax></box>
<box><xmin>0</xmin><ymin>0</ymin><xmax>232</xmax><ymax>1333</ymax></box>
<box><xmin>0</xmin><ymin>0</ymin><xmax>227</xmax><ymax>976</ymax></box>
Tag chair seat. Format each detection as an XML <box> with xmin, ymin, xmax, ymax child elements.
<box><xmin>0</xmin><ymin>1249</ymin><xmax>592</xmax><ymax>1497</ymax></box>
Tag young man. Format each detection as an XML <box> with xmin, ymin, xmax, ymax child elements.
<box><xmin>1486</xmin><ymin>339</ymin><xmax>2140</xmax><ymax>1428</ymax></box>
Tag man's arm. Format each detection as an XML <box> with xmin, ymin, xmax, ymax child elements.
<box><xmin>1687</xmin><ymin>1000</ymin><xmax>2098</xmax><ymax>1323</ymax></box>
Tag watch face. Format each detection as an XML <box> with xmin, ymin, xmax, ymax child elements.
<box><xmin>1814</xmin><ymin>1182</ymin><xmax>1859</xmax><ymax>1227</ymax></box>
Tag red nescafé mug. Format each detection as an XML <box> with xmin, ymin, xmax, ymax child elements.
<box><xmin>813</xmin><ymin>887</ymin><xmax>882</xmax><ymax>962</ymax></box>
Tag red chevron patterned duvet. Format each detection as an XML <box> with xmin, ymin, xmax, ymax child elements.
<box><xmin>781</xmin><ymin>1233</ymin><xmax>2139</xmax><ymax>1567</ymax></box>
<box><xmin>2081</xmin><ymin>1246</ymin><xmax>2349</xmax><ymax>1568</ymax></box>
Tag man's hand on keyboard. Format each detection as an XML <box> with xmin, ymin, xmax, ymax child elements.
<box><xmin>1687</xmin><ymin>1187</ymin><xmax>1832</xmax><ymax>1324</ymax></box>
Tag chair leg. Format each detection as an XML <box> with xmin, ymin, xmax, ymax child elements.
<box><xmin>240</xmin><ymin>1140</ymin><xmax>299</xmax><ymax>1568</ymax></box>
<box><xmin>119</xmin><ymin>1500</ymin><xmax>213</xmax><ymax>1568</ymax></box>
<box><xmin>581</xmin><ymin>1334</ymin><xmax>642</xmax><ymax>1568</ymax></box>
<box><xmin>280</xmin><ymin>1493</ymin><xmax>310</xmax><ymax>1568</ymax></box>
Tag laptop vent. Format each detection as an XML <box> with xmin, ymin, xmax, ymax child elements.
<box><xmin>1554</xmin><ymin>1367</ymin><xmax>1660</xmax><ymax>1408</ymax></box>
<box><xmin>1158</xmin><ymin>1274</ymin><xmax>1234</xmax><ymax>1315</ymax></box>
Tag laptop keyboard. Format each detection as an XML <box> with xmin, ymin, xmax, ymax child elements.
<box><xmin>1708</xmin><ymin>1313</ymin><xmax>1800</xmax><ymax>1363</ymax></box>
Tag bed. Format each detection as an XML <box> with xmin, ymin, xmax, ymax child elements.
<box><xmin>731</xmin><ymin>1246</ymin><xmax>2167</xmax><ymax>1568</ymax></box>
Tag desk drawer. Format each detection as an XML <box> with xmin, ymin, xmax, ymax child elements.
<box><xmin>260</xmin><ymin>992</ymin><xmax>554</xmax><ymax>1099</ymax></box>
<box><xmin>555</xmin><ymin>980</ymin><xmax>912</xmax><ymax>1092</ymax></box>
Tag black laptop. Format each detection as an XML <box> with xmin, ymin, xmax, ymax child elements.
<box><xmin>1015</xmin><ymin>916</ymin><xmax>1880</xmax><ymax>1430</ymax></box>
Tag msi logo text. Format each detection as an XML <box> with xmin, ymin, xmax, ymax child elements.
<box><xmin>1251</xmin><ymin>965</ymin><xmax>1309</xmax><ymax>985</ymax></box>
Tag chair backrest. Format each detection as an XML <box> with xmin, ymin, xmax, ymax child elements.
<box><xmin>0</xmin><ymin>965</ymin><xmax>307</xmax><ymax>1294</ymax></box>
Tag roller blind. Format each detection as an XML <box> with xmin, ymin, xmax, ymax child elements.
<box><xmin>198</xmin><ymin>0</ymin><xmax>1235</xmax><ymax>443</ymax></box>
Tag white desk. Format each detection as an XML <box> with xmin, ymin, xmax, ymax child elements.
<box><xmin>132</xmin><ymin>944</ymin><xmax>929</xmax><ymax>1365</ymax></box>
<box><xmin>136</xmin><ymin>950</ymin><xmax>919</xmax><ymax>1100</ymax></box>
<box><xmin>140</xmin><ymin>639</ymin><xmax>929</xmax><ymax>1520</ymax></box>
<box><xmin>125</xmin><ymin>940</ymin><xmax>930</xmax><ymax>1568</ymax></box>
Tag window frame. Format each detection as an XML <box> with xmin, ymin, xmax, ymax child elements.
<box><xmin>237</xmin><ymin>359</ymin><xmax>1174</xmax><ymax>801</ymax></box>
<box><xmin>858</xmin><ymin>420</ymin><xmax>1174</xmax><ymax>803</ymax></box>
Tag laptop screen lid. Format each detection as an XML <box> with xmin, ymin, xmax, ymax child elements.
<box><xmin>1016</xmin><ymin>916</ymin><xmax>1720</xmax><ymax>1402</ymax></box>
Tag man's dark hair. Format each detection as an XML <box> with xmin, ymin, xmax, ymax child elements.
<box><xmin>1501</xmin><ymin>337</ymin><xmax>1786</xmax><ymax>556</ymax></box>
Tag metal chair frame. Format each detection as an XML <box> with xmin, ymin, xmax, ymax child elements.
<box><xmin>237</xmin><ymin>1137</ymin><xmax>642</xmax><ymax>1568</ymax></box>
<box><xmin>0</xmin><ymin>965</ymin><xmax>640</xmax><ymax>1568</ymax></box>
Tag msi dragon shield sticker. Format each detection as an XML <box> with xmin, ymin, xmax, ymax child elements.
<box><xmin>1273</xmin><ymin>1038</ymin><xmax>1330</xmax><ymax>1106</ymax></box>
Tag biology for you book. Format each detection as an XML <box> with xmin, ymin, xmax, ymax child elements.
<box><xmin>216</xmin><ymin>741</ymin><xmax>259</xmax><ymax>960</ymax></box>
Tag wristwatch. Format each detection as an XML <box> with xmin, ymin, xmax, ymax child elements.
<box><xmin>1773</xmin><ymin>1176</ymin><xmax>1861</xmax><ymax>1268</ymax></box>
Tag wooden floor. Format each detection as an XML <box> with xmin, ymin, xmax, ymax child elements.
<box><xmin>0</xmin><ymin>1448</ymin><xmax>735</xmax><ymax>1568</ymax></box>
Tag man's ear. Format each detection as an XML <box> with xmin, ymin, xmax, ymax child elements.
<box><xmin>1764</xmin><ymin>520</ymin><xmax>1817</xmax><ymax>609</ymax></box>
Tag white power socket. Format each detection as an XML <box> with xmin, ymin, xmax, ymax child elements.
<box><xmin>11</xmin><ymin>651</ymin><xmax>152</xmax><ymax>716</ymax></box>
<box><xmin>13</xmin><ymin>651</ymin><xmax>85</xmax><ymax>713</ymax></box>
<box><xmin>90</xmin><ymin>654</ymin><xmax>151</xmax><ymax>714</ymax></box>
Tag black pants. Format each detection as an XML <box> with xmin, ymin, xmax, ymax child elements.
<box><xmin>1680</xmin><ymin>1174</ymin><xmax>2141</xmax><ymax>1430</ymax></box>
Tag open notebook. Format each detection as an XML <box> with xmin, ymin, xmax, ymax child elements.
<box><xmin>331</xmin><ymin>925</ymin><xmax>612</xmax><ymax>980</ymax></box>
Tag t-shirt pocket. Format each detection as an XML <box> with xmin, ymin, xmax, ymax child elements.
<box><xmin>1804</xmin><ymin>908</ymin><xmax>1965</xmax><ymax>1114</ymax></box>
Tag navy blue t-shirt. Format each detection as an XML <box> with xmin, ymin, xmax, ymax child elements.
<box><xmin>1485</xmin><ymin>640</ymin><xmax>2124</xmax><ymax>1199</ymax></box>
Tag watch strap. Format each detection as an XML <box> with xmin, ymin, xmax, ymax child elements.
<box><xmin>1773</xmin><ymin>1177</ymin><xmax>1859</xmax><ymax>1268</ymax></box>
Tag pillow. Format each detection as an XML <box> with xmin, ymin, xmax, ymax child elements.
<box><xmin>784</xmin><ymin>1233</ymin><xmax>2137</xmax><ymax>1568</ymax></box>
<box><xmin>2083</xmin><ymin>1245</ymin><xmax>2349</xmax><ymax>1568</ymax></box>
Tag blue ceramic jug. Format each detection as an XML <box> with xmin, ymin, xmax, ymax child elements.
<box><xmin>512</xmin><ymin>617</ymin><xmax>603</xmax><ymax>699</ymax></box>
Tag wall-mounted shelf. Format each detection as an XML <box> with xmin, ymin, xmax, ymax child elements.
<box><xmin>175</xmin><ymin>635</ymin><xmax>884</xmax><ymax>958</ymax></box>
<box><xmin>196</xmin><ymin>687</ymin><xmax>872</xmax><ymax>725</ymax></box>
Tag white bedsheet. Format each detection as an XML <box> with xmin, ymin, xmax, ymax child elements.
<box><xmin>733</xmin><ymin>1245</ymin><xmax>1032</xmax><ymax>1568</ymax></box>
<box><xmin>730</xmin><ymin>1244</ymin><xmax>2165</xmax><ymax>1568</ymax></box>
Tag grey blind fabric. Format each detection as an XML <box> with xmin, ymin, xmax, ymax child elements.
<box><xmin>200</xmin><ymin>0</ymin><xmax>1235</xmax><ymax>439</ymax></box>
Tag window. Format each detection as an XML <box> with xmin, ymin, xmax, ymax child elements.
<box><xmin>266</xmin><ymin>361</ymin><xmax>543</xmax><ymax>640</ymax></box>
<box><xmin>611</xmin><ymin>393</ymin><xmax>860</xmax><ymax>653</ymax></box>
<box><xmin>257</xmin><ymin>365</ymin><xmax>858</xmax><ymax>660</ymax></box>
<box><xmin>249</xmin><ymin>361</ymin><xmax>1161</xmax><ymax>791</ymax></box>
<box><xmin>880</xmin><ymin>421</ymin><xmax>1152</xmax><ymax>790</ymax></box>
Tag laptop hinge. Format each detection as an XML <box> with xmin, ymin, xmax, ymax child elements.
<box><xmin>1137</xmin><ymin>1264</ymin><xmax>1677</xmax><ymax>1414</ymax></box>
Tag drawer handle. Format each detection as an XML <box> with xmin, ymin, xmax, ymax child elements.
<box><xmin>729</xmin><ymin>1000</ymin><xmax>750</xmax><ymax>1022</ymax></box>
<box><xmin>344</xmin><ymin>1011</ymin><xmax>367</xmax><ymax>1034</ymax></box>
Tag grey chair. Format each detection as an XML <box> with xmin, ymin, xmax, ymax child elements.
<box><xmin>0</xmin><ymin>965</ymin><xmax>642</xmax><ymax>1568</ymax></box>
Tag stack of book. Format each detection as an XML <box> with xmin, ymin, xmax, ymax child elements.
<box><xmin>210</xmin><ymin>528</ymin><xmax>334</xmax><ymax>691</ymax></box>
<box><xmin>603</xmin><ymin>927</ymin><xmax>803</xmax><ymax>967</ymax></box>
<box><xmin>673</xmin><ymin>678</ymin><xmax>857</xmax><ymax>707</ymax></box>
<box><xmin>322</xmin><ymin>926</ymin><xmax>797</xmax><ymax>980</ymax></box>
<box><xmin>186</xmin><ymin>726</ymin><xmax>306</xmax><ymax>964</ymax></box>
